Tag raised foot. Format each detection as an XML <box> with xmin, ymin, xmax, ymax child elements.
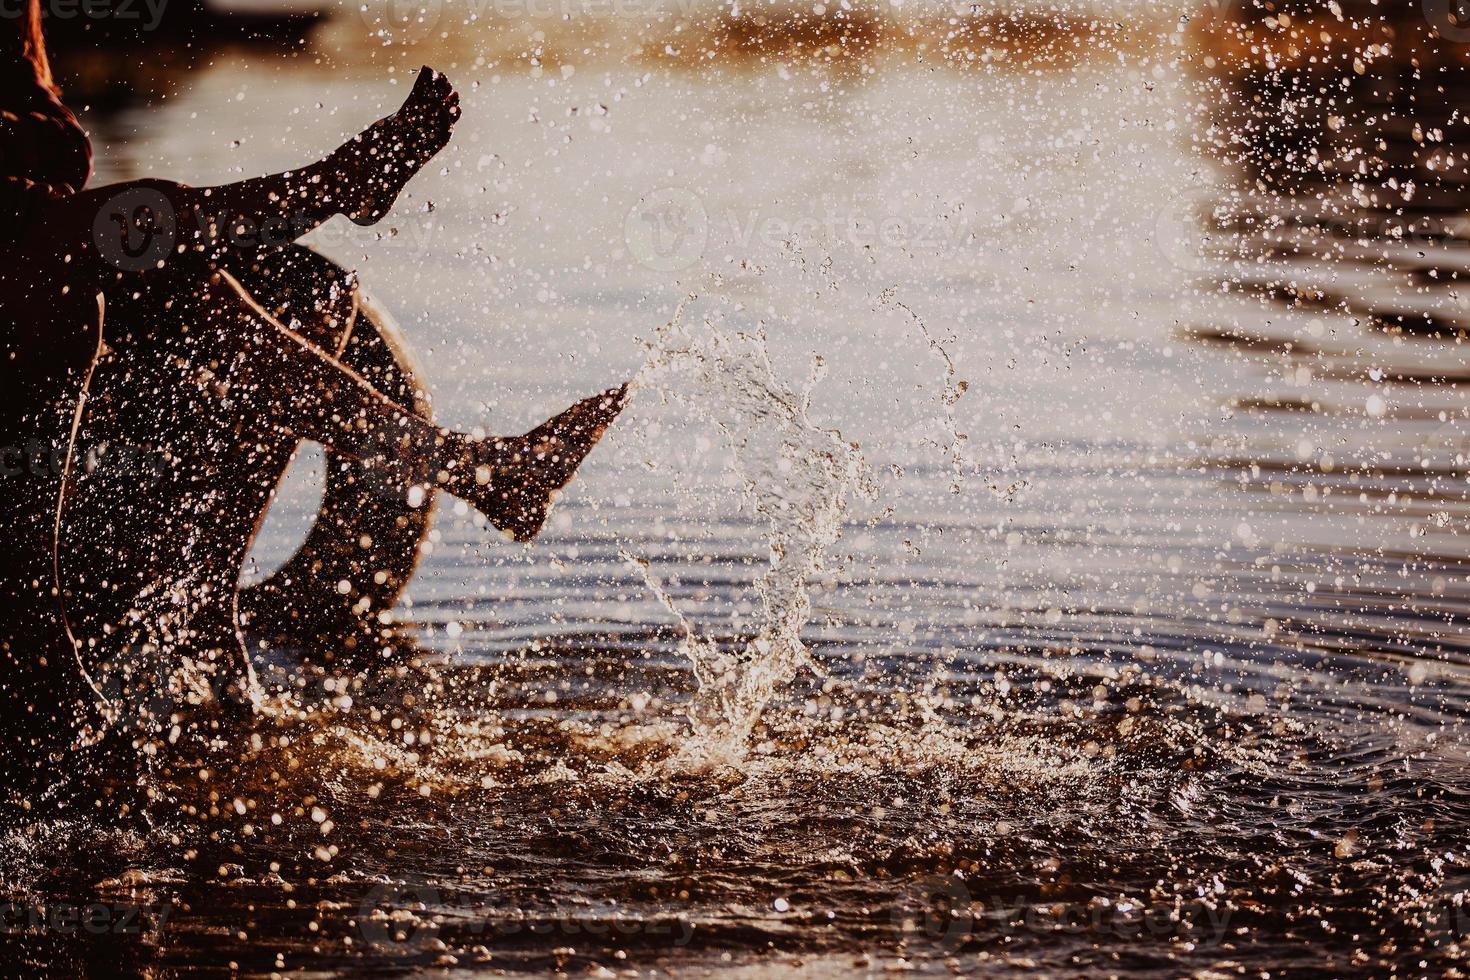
<box><xmin>333</xmin><ymin>66</ymin><xmax>461</xmax><ymax>227</ymax></box>
<box><xmin>473</xmin><ymin>384</ymin><xmax>630</xmax><ymax>542</ymax></box>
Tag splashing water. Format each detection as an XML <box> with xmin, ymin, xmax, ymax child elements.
<box><xmin>625</xmin><ymin>298</ymin><xmax>878</xmax><ymax>757</ymax></box>
<box><xmin>876</xmin><ymin>287</ymin><xmax>975</xmax><ymax>493</ymax></box>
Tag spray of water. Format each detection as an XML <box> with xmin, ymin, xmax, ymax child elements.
<box><xmin>876</xmin><ymin>287</ymin><xmax>975</xmax><ymax>493</ymax></box>
<box><xmin>625</xmin><ymin>298</ymin><xmax>878</xmax><ymax>759</ymax></box>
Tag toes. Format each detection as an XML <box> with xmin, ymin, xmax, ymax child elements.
<box><xmin>423</xmin><ymin>67</ymin><xmax>454</xmax><ymax>103</ymax></box>
<box><xmin>587</xmin><ymin>384</ymin><xmax>630</xmax><ymax>426</ymax></box>
<box><xmin>408</xmin><ymin>67</ymin><xmax>454</xmax><ymax>118</ymax></box>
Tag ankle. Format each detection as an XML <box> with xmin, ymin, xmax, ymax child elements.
<box><xmin>319</xmin><ymin>147</ymin><xmax>356</xmax><ymax>218</ymax></box>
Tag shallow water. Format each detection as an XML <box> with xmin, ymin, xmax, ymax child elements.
<box><xmin>11</xmin><ymin>2</ymin><xmax>1470</xmax><ymax>975</ymax></box>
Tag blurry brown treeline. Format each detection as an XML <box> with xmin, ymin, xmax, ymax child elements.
<box><xmin>338</xmin><ymin>0</ymin><xmax>1470</xmax><ymax>74</ymax></box>
<box><xmin>44</xmin><ymin>0</ymin><xmax>1176</xmax><ymax>75</ymax></box>
<box><xmin>345</xmin><ymin>0</ymin><xmax>1158</xmax><ymax>71</ymax></box>
<box><xmin>41</xmin><ymin>0</ymin><xmax>1470</xmax><ymax>78</ymax></box>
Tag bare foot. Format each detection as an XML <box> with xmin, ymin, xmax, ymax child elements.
<box><xmin>331</xmin><ymin>66</ymin><xmax>460</xmax><ymax>227</ymax></box>
<box><xmin>467</xmin><ymin>385</ymin><xmax>630</xmax><ymax>542</ymax></box>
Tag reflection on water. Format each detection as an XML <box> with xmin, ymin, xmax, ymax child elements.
<box><xmin>9</xmin><ymin>2</ymin><xmax>1470</xmax><ymax>975</ymax></box>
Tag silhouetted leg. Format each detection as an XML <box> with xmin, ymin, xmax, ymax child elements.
<box><xmin>56</xmin><ymin>264</ymin><xmax>627</xmax><ymax>726</ymax></box>
<box><xmin>97</xmin><ymin>244</ymin><xmax>436</xmax><ymax>669</ymax></box>
<box><xmin>31</xmin><ymin>68</ymin><xmax>462</xmax><ymax>288</ymax></box>
<box><xmin>234</xmin><ymin>249</ymin><xmax>437</xmax><ymax>666</ymax></box>
<box><xmin>55</xmin><ymin>253</ymin><xmax>406</xmax><ymax>719</ymax></box>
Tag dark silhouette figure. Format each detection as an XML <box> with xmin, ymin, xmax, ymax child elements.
<box><xmin>0</xmin><ymin>4</ymin><xmax>627</xmax><ymax>794</ymax></box>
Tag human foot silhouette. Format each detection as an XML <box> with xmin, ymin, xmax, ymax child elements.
<box><xmin>467</xmin><ymin>385</ymin><xmax>629</xmax><ymax>542</ymax></box>
<box><xmin>332</xmin><ymin>66</ymin><xmax>460</xmax><ymax>227</ymax></box>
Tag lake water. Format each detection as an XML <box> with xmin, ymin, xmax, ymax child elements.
<box><xmin>8</xmin><ymin>2</ymin><xmax>1470</xmax><ymax>975</ymax></box>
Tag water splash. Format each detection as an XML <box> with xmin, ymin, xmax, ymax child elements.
<box><xmin>876</xmin><ymin>288</ymin><xmax>975</xmax><ymax>493</ymax></box>
<box><xmin>626</xmin><ymin>299</ymin><xmax>878</xmax><ymax>758</ymax></box>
